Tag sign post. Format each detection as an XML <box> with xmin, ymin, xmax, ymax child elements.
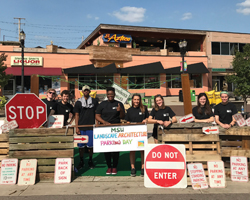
<box><xmin>144</xmin><ymin>144</ymin><xmax>187</xmax><ymax>188</ymax></box>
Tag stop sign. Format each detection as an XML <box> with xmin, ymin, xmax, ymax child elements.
<box><xmin>144</xmin><ymin>144</ymin><xmax>187</xmax><ymax>188</ymax></box>
<box><xmin>5</xmin><ymin>94</ymin><xmax>47</xmax><ymax>129</ymax></box>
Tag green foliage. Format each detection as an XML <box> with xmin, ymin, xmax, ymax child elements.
<box><xmin>0</xmin><ymin>53</ymin><xmax>12</xmax><ymax>88</ymax></box>
<box><xmin>0</xmin><ymin>96</ymin><xmax>7</xmax><ymax>110</ymax></box>
<box><xmin>133</xmin><ymin>41</ymin><xmax>136</xmax><ymax>48</ymax></box>
<box><xmin>97</xmin><ymin>39</ymin><xmax>100</xmax><ymax>46</ymax></box>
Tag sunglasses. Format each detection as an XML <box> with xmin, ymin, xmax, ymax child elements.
<box><xmin>49</xmin><ymin>92</ymin><xmax>56</xmax><ymax>95</ymax></box>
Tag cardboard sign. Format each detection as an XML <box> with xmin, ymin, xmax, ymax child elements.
<box><xmin>207</xmin><ymin>161</ymin><xmax>226</xmax><ymax>188</ymax></box>
<box><xmin>233</xmin><ymin>113</ymin><xmax>246</xmax><ymax>127</ymax></box>
<box><xmin>188</xmin><ymin>163</ymin><xmax>208</xmax><ymax>190</ymax></box>
<box><xmin>93</xmin><ymin>124</ymin><xmax>147</xmax><ymax>153</ymax></box>
<box><xmin>1</xmin><ymin>120</ymin><xmax>18</xmax><ymax>133</ymax></box>
<box><xmin>104</xmin><ymin>83</ymin><xmax>130</xmax><ymax>104</ymax></box>
<box><xmin>74</xmin><ymin>135</ymin><xmax>89</xmax><ymax>143</ymax></box>
<box><xmin>54</xmin><ymin>158</ymin><xmax>72</xmax><ymax>184</ymax></box>
<box><xmin>202</xmin><ymin>126</ymin><xmax>219</xmax><ymax>134</ymax></box>
<box><xmin>144</xmin><ymin>144</ymin><xmax>187</xmax><ymax>188</ymax></box>
<box><xmin>179</xmin><ymin>114</ymin><xmax>195</xmax><ymax>123</ymax></box>
<box><xmin>48</xmin><ymin>115</ymin><xmax>64</xmax><ymax>128</ymax></box>
<box><xmin>0</xmin><ymin>120</ymin><xmax>4</xmax><ymax>134</ymax></box>
<box><xmin>0</xmin><ymin>159</ymin><xmax>18</xmax><ymax>185</ymax></box>
<box><xmin>246</xmin><ymin>117</ymin><xmax>250</xmax><ymax>126</ymax></box>
<box><xmin>231</xmin><ymin>156</ymin><xmax>248</xmax><ymax>182</ymax></box>
<box><xmin>18</xmin><ymin>159</ymin><xmax>37</xmax><ymax>185</ymax></box>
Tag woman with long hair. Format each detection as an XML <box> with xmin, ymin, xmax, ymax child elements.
<box><xmin>148</xmin><ymin>94</ymin><xmax>177</xmax><ymax>144</ymax></box>
<box><xmin>125</xmin><ymin>94</ymin><xmax>149</xmax><ymax>177</ymax></box>
<box><xmin>192</xmin><ymin>93</ymin><xmax>214</xmax><ymax>123</ymax></box>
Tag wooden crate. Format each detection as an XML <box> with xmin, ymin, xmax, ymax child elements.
<box><xmin>0</xmin><ymin>134</ymin><xmax>9</xmax><ymax>169</ymax></box>
<box><xmin>158</xmin><ymin>123</ymin><xmax>221</xmax><ymax>185</ymax></box>
<box><xmin>9</xmin><ymin>128</ymin><xmax>74</xmax><ymax>181</ymax></box>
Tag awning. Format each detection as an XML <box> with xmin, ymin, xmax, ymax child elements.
<box><xmin>119</xmin><ymin>62</ymin><xmax>165</xmax><ymax>74</ymax></box>
<box><xmin>64</xmin><ymin>63</ymin><xmax>117</xmax><ymax>74</ymax></box>
<box><xmin>5</xmin><ymin>67</ymin><xmax>62</xmax><ymax>76</ymax></box>
<box><xmin>165</xmin><ymin>62</ymin><xmax>209</xmax><ymax>74</ymax></box>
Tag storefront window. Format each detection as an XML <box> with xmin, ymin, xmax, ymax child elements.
<box><xmin>166</xmin><ymin>74</ymin><xmax>202</xmax><ymax>88</ymax></box>
<box><xmin>96</xmin><ymin>74</ymin><xmax>113</xmax><ymax>90</ymax></box>
<box><xmin>129</xmin><ymin>74</ymin><xmax>144</xmax><ymax>89</ymax></box>
<box><xmin>16</xmin><ymin>76</ymin><xmax>30</xmax><ymax>93</ymax></box>
<box><xmin>39</xmin><ymin>77</ymin><xmax>52</xmax><ymax>94</ymax></box>
<box><xmin>129</xmin><ymin>74</ymin><xmax>160</xmax><ymax>89</ymax></box>
<box><xmin>190</xmin><ymin>74</ymin><xmax>202</xmax><ymax>88</ymax></box>
<box><xmin>78</xmin><ymin>74</ymin><xmax>96</xmax><ymax>90</ymax></box>
<box><xmin>145</xmin><ymin>74</ymin><xmax>160</xmax><ymax>89</ymax></box>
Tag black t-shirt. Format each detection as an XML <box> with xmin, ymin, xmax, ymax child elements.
<box><xmin>52</xmin><ymin>102</ymin><xmax>74</xmax><ymax>125</ymax></box>
<box><xmin>214</xmin><ymin>102</ymin><xmax>237</xmax><ymax>124</ymax></box>
<box><xmin>73</xmin><ymin>98</ymin><xmax>99</xmax><ymax>130</ymax></box>
<box><xmin>150</xmin><ymin>106</ymin><xmax>176</xmax><ymax>136</ymax></box>
<box><xmin>96</xmin><ymin>100</ymin><xmax>125</xmax><ymax>124</ymax></box>
<box><xmin>192</xmin><ymin>106</ymin><xmax>214</xmax><ymax>120</ymax></box>
<box><xmin>125</xmin><ymin>106</ymin><xmax>149</xmax><ymax>123</ymax></box>
<box><xmin>42</xmin><ymin>99</ymin><xmax>57</xmax><ymax>117</ymax></box>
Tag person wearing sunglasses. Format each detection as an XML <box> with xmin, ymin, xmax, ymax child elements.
<box><xmin>42</xmin><ymin>88</ymin><xmax>57</xmax><ymax>125</ymax></box>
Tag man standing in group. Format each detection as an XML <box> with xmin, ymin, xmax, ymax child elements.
<box><xmin>74</xmin><ymin>85</ymin><xmax>98</xmax><ymax>170</ymax></box>
<box><xmin>42</xmin><ymin>88</ymin><xmax>57</xmax><ymax>125</ymax></box>
<box><xmin>49</xmin><ymin>90</ymin><xmax>75</xmax><ymax>126</ymax></box>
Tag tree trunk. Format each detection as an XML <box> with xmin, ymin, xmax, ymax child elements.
<box><xmin>244</xmin><ymin>98</ymin><xmax>247</xmax><ymax>113</ymax></box>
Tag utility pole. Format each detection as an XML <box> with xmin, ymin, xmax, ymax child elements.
<box><xmin>14</xmin><ymin>17</ymin><xmax>25</xmax><ymax>41</ymax></box>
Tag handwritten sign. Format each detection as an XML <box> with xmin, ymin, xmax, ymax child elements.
<box><xmin>188</xmin><ymin>163</ymin><xmax>208</xmax><ymax>190</ymax></box>
<box><xmin>1</xmin><ymin>120</ymin><xmax>18</xmax><ymax>133</ymax></box>
<box><xmin>18</xmin><ymin>159</ymin><xmax>37</xmax><ymax>185</ymax></box>
<box><xmin>93</xmin><ymin>124</ymin><xmax>147</xmax><ymax>153</ymax></box>
<box><xmin>104</xmin><ymin>83</ymin><xmax>130</xmax><ymax>104</ymax></box>
<box><xmin>231</xmin><ymin>156</ymin><xmax>248</xmax><ymax>182</ymax></box>
<box><xmin>233</xmin><ymin>113</ymin><xmax>246</xmax><ymax>127</ymax></box>
<box><xmin>202</xmin><ymin>126</ymin><xmax>219</xmax><ymax>134</ymax></box>
<box><xmin>207</xmin><ymin>161</ymin><xmax>225</xmax><ymax>188</ymax></box>
<box><xmin>0</xmin><ymin>159</ymin><xmax>18</xmax><ymax>185</ymax></box>
<box><xmin>246</xmin><ymin>117</ymin><xmax>250</xmax><ymax>126</ymax></box>
<box><xmin>48</xmin><ymin>115</ymin><xmax>64</xmax><ymax>128</ymax></box>
<box><xmin>179</xmin><ymin>114</ymin><xmax>195</xmax><ymax>123</ymax></box>
<box><xmin>54</xmin><ymin>158</ymin><xmax>72</xmax><ymax>184</ymax></box>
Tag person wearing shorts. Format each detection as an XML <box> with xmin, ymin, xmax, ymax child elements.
<box><xmin>74</xmin><ymin>85</ymin><xmax>98</xmax><ymax>170</ymax></box>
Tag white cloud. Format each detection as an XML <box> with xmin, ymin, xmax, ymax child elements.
<box><xmin>237</xmin><ymin>0</ymin><xmax>250</xmax><ymax>15</ymax></box>
<box><xmin>87</xmin><ymin>14</ymin><xmax>92</xmax><ymax>19</ymax></box>
<box><xmin>95</xmin><ymin>17</ymin><xmax>99</xmax><ymax>20</ymax></box>
<box><xmin>87</xmin><ymin>14</ymin><xmax>99</xmax><ymax>20</ymax></box>
<box><xmin>111</xmin><ymin>6</ymin><xmax>146</xmax><ymax>23</ymax></box>
<box><xmin>181</xmin><ymin>12</ymin><xmax>192</xmax><ymax>20</ymax></box>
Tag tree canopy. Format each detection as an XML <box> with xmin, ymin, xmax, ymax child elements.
<box><xmin>0</xmin><ymin>53</ymin><xmax>12</xmax><ymax>89</ymax></box>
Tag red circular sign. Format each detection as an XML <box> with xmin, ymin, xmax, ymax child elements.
<box><xmin>145</xmin><ymin>145</ymin><xmax>186</xmax><ymax>187</ymax></box>
<box><xmin>5</xmin><ymin>94</ymin><xmax>47</xmax><ymax>129</ymax></box>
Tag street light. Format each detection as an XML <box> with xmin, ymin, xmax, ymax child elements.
<box><xmin>179</xmin><ymin>40</ymin><xmax>187</xmax><ymax>73</ymax></box>
<box><xmin>20</xmin><ymin>30</ymin><xmax>26</xmax><ymax>93</ymax></box>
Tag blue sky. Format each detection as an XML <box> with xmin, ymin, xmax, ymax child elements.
<box><xmin>0</xmin><ymin>0</ymin><xmax>250</xmax><ymax>49</ymax></box>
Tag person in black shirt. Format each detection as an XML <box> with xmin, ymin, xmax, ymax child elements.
<box><xmin>42</xmin><ymin>88</ymin><xmax>57</xmax><ymax>126</ymax></box>
<box><xmin>74</xmin><ymin>85</ymin><xmax>99</xmax><ymax>170</ymax></box>
<box><xmin>49</xmin><ymin>90</ymin><xmax>75</xmax><ymax>126</ymax></box>
<box><xmin>214</xmin><ymin>91</ymin><xmax>237</xmax><ymax>129</ymax></box>
<box><xmin>125</xmin><ymin>94</ymin><xmax>149</xmax><ymax>177</ymax></box>
<box><xmin>95</xmin><ymin>87</ymin><xmax>125</xmax><ymax>175</ymax></box>
<box><xmin>148</xmin><ymin>94</ymin><xmax>177</xmax><ymax>144</ymax></box>
<box><xmin>192</xmin><ymin>93</ymin><xmax>214</xmax><ymax>123</ymax></box>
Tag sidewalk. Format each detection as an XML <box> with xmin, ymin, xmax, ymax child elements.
<box><xmin>0</xmin><ymin>177</ymin><xmax>249</xmax><ymax>196</ymax></box>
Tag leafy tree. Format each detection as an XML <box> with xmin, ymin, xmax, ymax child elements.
<box><xmin>0</xmin><ymin>53</ymin><xmax>12</xmax><ymax>89</ymax></box>
<box><xmin>226</xmin><ymin>44</ymin><xmax>250</xmax><ymax>111</ymax></box>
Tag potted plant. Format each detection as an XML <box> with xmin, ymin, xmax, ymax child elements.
<box><xmin>0</xmin><ymin>96</ymin><xmax>7</xmax><ymax>116</ymax></box>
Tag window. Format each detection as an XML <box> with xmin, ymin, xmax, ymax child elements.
<box><xmin>230</xmin><ymin>43</ymin><xmax>238</xmax><ymax>55</ymax></box>
<box><xmin>96</xmin><ymin>74</ymin><xmax>113</xmax><ymax>89</ymax></box>
<box><xmin>78</xmin><ymin>74</ymin><xmax>113</xmax><ymax>90</ymax></box>
<box><xmin>129</xmin><ymin>74</ymin><xmax>145</xmax><ymax>89</ymax></box>
<box><xmin>167</xmin><ymin>74</ymin><xmax>202</xmax><ymax>88</ymax></box>
<box><xmin>239</xmin><ymin>43</ymin><xmax>245</xmax><ymax>52</ymax></box>
<box><xmin>39</xmin><ymin>77</ymin><xmax>52</xmax><ymax>94</ymax></box>
<box><xmin>119</xmin><ymin>43</ymin><xmax>127</xmax><ymax>48</ymax></box>
<box><xmin>221</xmin><ymin>42</ymin><xmax>229</xmax><ymax>55</ymax></box>
<box><xmin>78</xmin><ymin>74</ymin><xmax>96</xmax><ymax>90</ymax></box>
<box><xmin>129</xmin><ymin>74</ymin><xmax>160</xmax><ymax>89</ymax></box>
<box><xmin>190</xmin><ymin>74</ymin><xmax>202</xmax><ymax>88</ymax></box>
<box><xmin>212</xmin><ymin>42</ymin><xmax>220</xmax><ymax>55</ymax></box>
<box><xmin>145</xmin><ymin>74</ymin><xmax>160</xmax><ymax>89</ymax></box>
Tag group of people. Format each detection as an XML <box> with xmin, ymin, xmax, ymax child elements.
<box><xmin>42</xmin><ymin>86</ymin><xmax>237</xmax><ymax>177</ymax></box>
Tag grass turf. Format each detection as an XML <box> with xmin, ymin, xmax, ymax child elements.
<box><xmin>74</xmin><ymin>147</ymin><xmax>143</xmax><ymax>176</ymax></box>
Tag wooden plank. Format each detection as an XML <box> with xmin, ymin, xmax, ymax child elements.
<box><xmin>9</xmin><ymin>143</ymin><xmax>73</xmax><ymax>150</ymax></box>
<box><xmin>221</xmin><ymin>149</ymin><xmax>250</xmax><ymax>157</ymax></box>
<box><xmin>38</xmin><ymin>166</ymin><xmax>55</xmax><ymax>173</ymax></box>
<box><xmin>37</xmin><ymin>158</ymin><xmax>74</xmax><ymax>166</ymax></box>
<box><xmin>167</xmin><ymin>122</ymin><xmax>212</xmax><ymax>129</ymax></box>
<box><xmin>0</xmin><ymin>143</ymin><xmax>9</xmax><ymax>148</ymax></box>
<box><xmin>221</xmin><ymin>141</ymin><xmax>242</xmax><ymax>147</ymax></box>
<box><xmin>186</xmin><ymin>151</ymin><xmax>218</xmax><ymax>155</ymax></box>
<box><xmin>9</xmin><ymin>149</ymin><xmax>74</xmax><ymax>159</ymax></box>
<box><xmin>0</xmin><ymin>149</ymin><xmax>8</xmax><ymax>154</ymax></box>
<box><xmin>186</xmin><ymin>154</ymin><xmax>221</xmax><ymax>162</ymax></box>
<box><xmin>9</xmin><ymin>136</ymin><xmax>73</xmax><ymax>143</ymax></box>
<box><xmin>189</xmin><ymin>142</ymin><xmax>193</xmax><ymax>154</ymax></box>
<box><xmin>242</xmin><ymin>136</ymin><xmax>250</xmax><ymax>150</ymax></box>
<box><xmin>0</xmin><ymin>134</ymin><xmax>8</xmax><ymax>142</ymax></box>
<box><xmin>9</xmin><ymin>128</ymin><xmax>74</xmax><ymax>137</ymax></box>
<box><xmin>161</xmin><ymin>134</ymin><xmax>220</xmax><ymax>142</ymax></box>
<box><xmin>220</xmin><ymin>126</ymin><xmax>250</xmax><ymax>136</ymax></box>
<box><xmin>0</xmin><ymin>155</ymin><xmax>8</xmax><ymax>160</ymax></box>
<box><xmin>162</xmin><ymin>129</ymin><xmax>202</xmax><ymax>135</ymax></box>
<box><xmin>38</xmin><ymin>173</ymin><xmax>54</xmax><ymax>181</ymax></box>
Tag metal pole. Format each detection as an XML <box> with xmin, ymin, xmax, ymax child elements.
<box><xmin>21</xmin><ymin>41</ymin><xmax>24</xmax><ymax>93</ymax></box>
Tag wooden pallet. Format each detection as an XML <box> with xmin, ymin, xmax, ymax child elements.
<box><xmin>158</xmin><ymin>123</ymin><xmax>221</xmax><ymax>185</ymax></box>
<box><xmin>0</xmin><ymin>133</ymin><xmax>9</xmax><ymax>169</ymax></box>
<box><xmin>8</xmin><ymin>128</ymin><xmax>74</xmax><ymax>181</ymax></box>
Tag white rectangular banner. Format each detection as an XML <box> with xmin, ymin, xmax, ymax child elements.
<box><xmin>104</xmin><ymin>83</ymin><xmax>130</xmax><ymax>104</ymax></box>
<box><xmin>11</xmin><ymin>56</ymin><xmax>43</xmax><ymax>66</ymax></box>
<box><xmin>93</xmin><ymin>124</ymin><xmax>147</xmax><ymax>153</ymax></box>
<box><xmin>207</xmin><ymin>161</ymin><xmax>226</xmax><ymax>188</ymax></box>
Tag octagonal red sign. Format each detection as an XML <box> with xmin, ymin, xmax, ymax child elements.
<box><xmin>5</xmin><ymin>93</ymin><xmax>47</xmax><ymax>129</ymax></box>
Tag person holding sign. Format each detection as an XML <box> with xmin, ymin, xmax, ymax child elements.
<box><xmin>49</xmin><ymin>90</ymin><xmax>75</xmax><ymax>126</ymax></box>
<box><xmin>148</xmin><ymin>94</ymin><xmax>177</xmax><ymax>144</ymax></box>
<box><xmin>42</xmin><ymin>88</ymin><xmax>57</xmax><ymax>125</ymax></box>
<box><xmin>74</xmin><ymin>85</ymin><xmax>99</xmax><ymax>170</ymax></box>
<box><xmin>125</xmin><ymin>94</ymin><xmax>149</xmax><ymax>177</ymax></box>
<box><xmin>214</xmin><ymin>91</ymin><xmax>237</xmax><ymax>129</ymax></box>
<box><xmin>95</xmin><ymin>87</ymin><xmax>125</xmax><ymax>175</ymax></box>
<box><xmin>192</xmin><ymin>93</ymin><xmax>214</xmax><ymax>123</ymax></box>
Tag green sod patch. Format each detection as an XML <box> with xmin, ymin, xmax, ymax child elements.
<box><xmin>74</xmin><ymin>147</ymin><xmax>143</xmax><ymax>176</ymax></box>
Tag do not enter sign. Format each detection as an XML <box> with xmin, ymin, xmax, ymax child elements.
<box><xmin>144</xmin><ymin>144</ymin><xmax>187</xmax><ymax>188</ymax></box>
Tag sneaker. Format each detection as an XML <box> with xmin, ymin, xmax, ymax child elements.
<box><xmin>106</xmin><ymin>168</ymin><xmax>112</xmax><ymax>175</ymax></box>
<box><xmin>76</xmin><ymin>161</ymin><xmax>85</xmax><ymax>171</ymax></box>
<box><xmin>88</xmin><ymin>160</ymin><xmax>95</xmax><ymax>169</ymax></box>
<box><xmin>112</xmin><ymin>168</ymin><xmax>117</xmax><ymax>175</ymax></box>
<box><xmin>141</xmin><ymin>168</ymin><xmax>144</xmax><ymax>177</ymax></box>
<box><xmin>130</xmin><ymin>168</ymin><xmax>136</xmax><ymax>177</ymax></box>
